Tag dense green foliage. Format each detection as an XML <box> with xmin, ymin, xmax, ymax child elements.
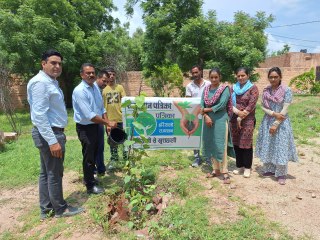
<box><xmin>0</xmin><ymin>0</ymin><xmax>143</xmax><ymax>106</ymax></box>
<box><xmin>125</xmin><ymin>0</ymin><xmax>273</xmax><ymax>93</ymax></box>
<box><xmin>178</xmin><ymin>11</ymin><xmax>273</xmax><ymax>82</ymax></box>
<box><xmin>1</xmin><ymin>0</ymin><xmax>275</xmax><ymax>98</ymax></box>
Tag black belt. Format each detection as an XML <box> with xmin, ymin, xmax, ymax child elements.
<box><xmin>52</xmin><ymin>127</ymin><xmax>64</xmax><ymax>132</ymax></box>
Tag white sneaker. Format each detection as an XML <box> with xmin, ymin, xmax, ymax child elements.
<box><xmin>243</xmin><ymin>168</ymin><xmax>251</xmax><ymax>178</ymax></box>
<box><xmin>233</xmin><ymin>168</ymin><xmax>244</xmax><ymax>175</ymax></box>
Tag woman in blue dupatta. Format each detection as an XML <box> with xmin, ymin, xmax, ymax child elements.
<box><xmin>255</xmin><ymin>67</ymin><xmax>298</xmax><ymax>185</ymax></box>
<box><xmin>201</xmin><ymin>68</ymin><xmax>235</xmax><ymax>184</ymax></box>
<box><xmin>230</xmin><ymin>67</ymin><xmax>259</xmax><ymax>178</ymax></box>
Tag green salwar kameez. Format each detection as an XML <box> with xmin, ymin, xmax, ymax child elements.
<box><xmin>201</xmin><ymin>87</ymin><xmax>235</xmax><ymax>165</ymax></box>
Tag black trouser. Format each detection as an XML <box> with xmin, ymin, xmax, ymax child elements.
<box><xmin>76</xmin><ymin>123</ymin><xmax>99</xmax><ymax>189</ymax></box>
<box><xmin>234</xmin><ymin>145</ymin><xmax>253</xmax><ymax>169</ymax></box>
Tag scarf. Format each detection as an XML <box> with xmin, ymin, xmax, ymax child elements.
<box><xmin>204</xmin><ymin>84</ymin><xmax>233</xmax><ymax>118</ymax></box>
<box><xmin>232</xmin><ymin>80</ymin><xmax>253</xmax><ymax>106</ymax></box>
<box><xmin>262</xmin><ymin>85</ymin><xmax>286</xmax><ymax>109</ymax></box>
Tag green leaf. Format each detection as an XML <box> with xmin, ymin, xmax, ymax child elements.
<box><xmin>145</xmin><ymin>203</ymin><xmax>153</xmax><ymax>211</ymax></box>
<box><xmin>130</xmin><ymin>199</ymin><xmax>139</xmax><ymax>206</ymax></box>
<box><xmin>124</xmin><ymin>175</ymin><xmax>131</xmax><ymax>184</ymax></box>
<box><xmin>121</xmin><ymin>99</ymin><xmax>132</xmax><ymax>108</ymax></box>
<box><xmin>135</xmin><ymin>95</ymin><xmax>145</xmax><ymax>108</ymax></box>
<box><xmin>133</xmin><ymin>138</ymin><xmax>143</xmax><ymax>144</ymax></box>
<box><xmin>143</xmin><ymin>144</ymin><xmax>150</xmax><ymax>149</ymax></box>
<box><xmin>132</xmin><ymin>121</ymin><xmax>145</xmax><ymax>130</ymax></box>
<box><xmin>128</xmin><ymin>221</ymin><xmax>134</xmax><ymax>229</ymax></box>
<box><xmin>131</xmin><ymin>205</ymin><xmax>139</xmax><ymax>212</ymax></box>
<box><xmin>139</xmin><ymin>134</ymin><xmax>149</xmax><ymax>143</ymax></box>
<box><xmin>124</xmin><ymin>140</ymin><xmax>135</xmax><ymax>147</ymax></box>
<box><xmin>140</xmin><ymin>91</ymin><xmax>148</xmax><ymax>97</ymax></box>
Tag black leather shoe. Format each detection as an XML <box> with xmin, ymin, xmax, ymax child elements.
<box><xmin>55</xmin><ymin>206</ymin><xmax>84</xmax><ymax>218</ymax></box>
<box><xmin>87</xmin><ymin>185</ymin><xmax>105</xmax><ymax>195</ymax></box>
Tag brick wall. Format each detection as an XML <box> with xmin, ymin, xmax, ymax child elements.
<box><xmin>254</xmin><ymin>67</ymin><xmax>310</xmax><ymax>92</ymax></box>
<box><xmin>118</xmin><ymin>71</ymin><xmax>195</xmax><ymax>97</ymax></box>
<box><xmin>259</xmin><ymin>52</ymin><xmax>320</xmax><ymax>69</ymax></box>
<box><xmin>4</xmin><ymin>52</ymin><xmax>320</xmax><ymax>110</ymax></box>
<box><xmin>1</xmin><ymin>76</ymin><xmax>28</xmax><ymax>111</ymax></box>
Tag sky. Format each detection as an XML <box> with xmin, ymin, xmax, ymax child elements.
<box><xmin>111</xmin><ymin>0</ymin><xmax>320</xmax><ymax>54</ymax></box>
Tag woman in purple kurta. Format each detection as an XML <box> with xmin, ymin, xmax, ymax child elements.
<box><xmin>230</xmin><ymin>67</ymin><xmax>259</xmax><ymax>178</ymax></box>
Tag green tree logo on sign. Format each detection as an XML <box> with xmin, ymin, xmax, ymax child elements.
<box><xmin>134</xmin><ymin>112</ymin><xmax>157</xmax><ymax>136</ymax></box>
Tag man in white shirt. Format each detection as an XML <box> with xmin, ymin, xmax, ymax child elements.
<box><xmin>28</xmin><ymin>49</ymin><xmax>84</xmax><ymax>219</ymax></box>
<box><xmin>185</xmin><ymin>65</ymin><xmax>211</xmax><ymax>167</ymax></box>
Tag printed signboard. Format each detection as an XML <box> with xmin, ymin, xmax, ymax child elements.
<box><xmin>122</xmin><ymin>97</ymin><xmax>203</xmax><ymax>149</ymax></box>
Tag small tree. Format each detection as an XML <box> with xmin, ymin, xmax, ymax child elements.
<box><xmin>121</xmin><ymin>94</ymin><xmax>156</xmax><ymax>228</ymax></box>
<box><xmin>290</xmin><ymin>68</ymin><xmax>320</xmax><ymax>94</ymax></box>
<box><xmin>270</xmin><ymin>44</ymin><xmax>290</xmax><ymax>57</ymax></box>
<box><xmin>145</xmin><ymin>63</ymin><xmax>184</xmax><ymax>97</ymax></box>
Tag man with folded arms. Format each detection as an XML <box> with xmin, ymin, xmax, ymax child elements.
<box><xmin>72</xmin><ymin>63</ymin><xmax>116</xmax><ymax>194</ymax></box>
<box><xmin>27</xmin><ymin>49</ymin><xmax>84</xmax><ymax>220</ymax></box>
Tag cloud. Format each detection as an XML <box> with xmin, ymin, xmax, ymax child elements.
<box><xmin>312</xmin><ymin>45</ymin><xmax>320</xmax><ymax>53</ymax></box>
<box><xmin>266</xmin><ymin>33</ymin><xmax>300</xmax><ymax>53</ymax></box>
<box><xmin>266</xmin><ymin>33</ymin><xmax>286</xmax><ymax>51</ymax></box>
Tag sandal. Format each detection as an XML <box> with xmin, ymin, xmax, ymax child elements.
<box><xmin>223</xmin><ymin>174</ymin><xmax>231</xmax><ymax>184</ymax></box>
<box><xmin>278</xmin><ymin>176</ymin><xmax>286</xmax><ymax>185</ymax></box>
<box><xmin>262</xmin><ymin>172</ymin><xmax>275</xmax><ymax>177</ymax></box>
<box><xmin>206</xmin><ymin>171</ymin><xmax>220</xmax><ymax>178</ymax></box>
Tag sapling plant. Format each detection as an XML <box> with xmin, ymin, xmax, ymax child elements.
<box><xmin>121</xmin><ymin>94</ymin><xmax>157</xmax><ymax>228</ymax></box>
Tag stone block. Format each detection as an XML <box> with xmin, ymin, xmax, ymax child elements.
<box><xmin>3</xmin><ymin>132</ymin><xmax>18</xmax><ymax>142</ymax></box>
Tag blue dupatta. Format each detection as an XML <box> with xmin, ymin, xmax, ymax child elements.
<box><xmin>232</xmin><ymin>80</ymin><xmax>253</xmax><ymax>106</ymax></box>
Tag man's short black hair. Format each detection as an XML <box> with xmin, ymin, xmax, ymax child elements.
<box><xmin>80</xmin><ymin>63</ymin><xmax>95</xmax><ymax>73</ymax></box>
<box><xmin>190</xmin><ymin>64</ymin><xmax>202</xmax><ymax>72</ymax></box>
<box><xmin>104</xmin><ymin>67</ymin><xmax>116</xmax><ymax>73</ymax></box>
<box><xmin>97</xmin><ymin>69</ymin><xmax>109</xmax><ymax>78</ymax></box>
<box><xmin>41</xmin><ymin>49</ymin><xmax>63</xmax><ymax>61</ymax></box>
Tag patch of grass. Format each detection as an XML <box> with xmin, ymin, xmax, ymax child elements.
<box><xmin>143</xmin><ymin>149</ymin><xmax>192</xmax><ymax>170</ymax></box>
<box><xmin>254</xmin><ymin>96</ymin><xmax>320</xmax><ymax>144</ymax></box>
<box><xmin>0</xmin><ymin>110</ymin><xmax>102</xmax><ymax>188</ymax></box>
<box><xmin>289</xmin><ymin>95</ymin><xmax>320</xmax><ymax>140</ymax></box>
<box><xmin>40</xmin><ymin>221</ymin><xmax>70</xmax><ymax>240</ymax></box>
<box><xmin>0</xmin><ymin>135</ymin><xmax>40</xmax><ymax>187</ymax></box>
<box><xmin>19</xmin><ymin>206</ymin><xmax>46</xmax><ymax>233</ymax></box>
<box><xmin>0</xmin><ymin>109</ymin><xmax>32</xmax><ymax>134</ymax></box>
<box><xmin>149</xmin><ymin>196</ymin><xmax>210</xmax><ymax>239</ymax></box>
<box><xmin>0</xmin><ymin>231</ymin><xmax>19</xmax><ymax>240</ymax></box>
<box><xmin>157</xmin><ymin>168</ymin><xmax>204</xmax><ymax>197</ymax></box>
<box><xmin>150</xmin><ymin>196</ymin><xmax>293</xmax><ymax>240</ymax></box>
<box><xmin>86</xmin><ymin>194</ymin><xmax>111</xmax><ymax>231</ymax></box>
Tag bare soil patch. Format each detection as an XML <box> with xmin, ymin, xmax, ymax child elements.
<box><xmin>228</xmin><ymin>140</ymin><xmax>320</xmax><ymax>239</ymax></box>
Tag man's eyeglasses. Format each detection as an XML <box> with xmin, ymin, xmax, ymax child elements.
<box><xmin>268</xmin><ymin>76</ymin><xmax>280</xmax><ymax>80</ymax></box>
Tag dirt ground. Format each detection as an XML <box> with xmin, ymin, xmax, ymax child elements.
<box><xmin>1</xmin><ymin>139</ymin><xmax>319</xmax><ymax>239</ymax></box>
<box><xmin>230</xmin><ymin>139</ymin><xmax>320</xmax><ymax>239</ymax></box>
